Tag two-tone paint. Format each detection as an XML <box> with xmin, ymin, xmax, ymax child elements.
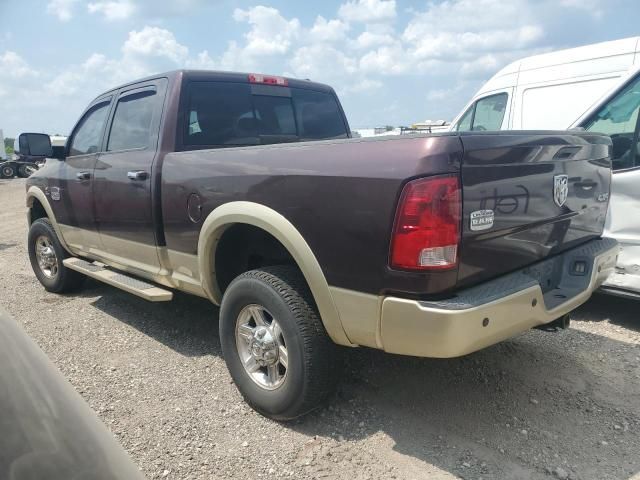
<box><xmin>26</xmin><ymin>70</ymin><xmax>615</xmax><ymax>355</ymax></box>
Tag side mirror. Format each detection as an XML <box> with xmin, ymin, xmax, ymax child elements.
<box><xmin>17</xmin><ymin>133</ymin><xmax>53</xmax><ymax>158</ymax></box>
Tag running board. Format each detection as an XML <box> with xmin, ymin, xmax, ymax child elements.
<box><xmin>63</xmin><ymin>258</ymin><xmax>173</xmax><ymax>302</ymax></box>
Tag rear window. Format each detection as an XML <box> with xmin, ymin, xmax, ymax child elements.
<box><xmin>184</xmin><ymin>81</ymin><xmax>348</xmax><ymax>148</ymax></box>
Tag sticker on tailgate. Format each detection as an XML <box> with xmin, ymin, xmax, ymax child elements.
<box><xmin>470</xmin><ymin>209</ymin><xmax>494</xmax><ymax>231</ymax></box>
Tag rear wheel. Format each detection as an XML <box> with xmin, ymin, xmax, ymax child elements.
<box><xmin>219</xmin><ymin>266</ymin><xmax>341</xmax><ymax>420</ymax></box>
<box><xmin>28</xmin><ymin>218</ymin><xmax>85</xmax><ymax>293</ymax></box>
<box><xmin>1</xmin><ymin>164</ymin><xmax>15</xmax><ymax>179</ymax></box>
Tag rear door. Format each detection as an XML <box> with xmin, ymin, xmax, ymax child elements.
<box><xmin>93</xmin><ymin>78</ymin><xmax>167</xmax><ymax>274</ymax></box>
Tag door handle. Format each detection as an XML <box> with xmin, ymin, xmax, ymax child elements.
<box><xmin>127</xmin><ymin>170</ymin><xmax>149</xmax><ymax>181</ymax></box>
<box><xmin>76</xmin><ymin>171</ymin><xmax>91</xmax><ymax>181</ymax></box>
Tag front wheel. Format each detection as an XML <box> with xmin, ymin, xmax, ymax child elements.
<box><xmin>28</xmin><ymin>218</ymin><xmax>86</xmax><ymax>293</ymax></box>
<box><xmin>219</xmin><ymin>266</ymin><xmax>341</xmax><ymax>420</ymax></box>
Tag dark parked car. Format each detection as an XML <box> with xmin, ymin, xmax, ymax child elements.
<box><xmin>24</xmin><ymin>70</ymin><xmax>618</xmax><ymax>419</ymax></box>
<box><xmin>0</xmin><ymin>308</ymin><xmax>144</xmax><ymax>479</ymax></box>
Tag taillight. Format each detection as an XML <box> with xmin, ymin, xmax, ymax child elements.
<box><xmin>248</xmin><ymin>73</ymin><xmax>289</xmax><ymax>86</ymax></box>
<box><xmin>390</xmin><ymin>175</ymin><xmax>461</xmax><ymax>270</ymax></box>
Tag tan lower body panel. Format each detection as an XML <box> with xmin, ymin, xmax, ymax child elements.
<box><xmin>59</xmin><ymin>224</ymin><xmax>164</xmax><ymax>277</ymax></box>
<box><xmin>328</xmin><ymin>287</ymin><xmax>382</xmax><ymax>349</ymax></box>
<box><xmin>58</xmin><ymin>224</ymin><xmax>207</xmax><ymax>298</ymax></box>
<box><xmin>332</xmin><ymin>244</ymin><xmax>618</xmax><ymax>358</ymax></box>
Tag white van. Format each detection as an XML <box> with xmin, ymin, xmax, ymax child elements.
<box><xmin>570</xmin><ymin>65</ymin><xmax>640</xmax><ymax>298</ymax></box>
<box><xmin>449</xmin><ymin>37</ymin><xmax>640</xmax><ymax>132</ymax></box>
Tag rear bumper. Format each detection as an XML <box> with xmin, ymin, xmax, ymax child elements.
<box><xmin>380</xmin><ymin>238</ymin><xmax>618</xmax><ymax>358</ymax></box>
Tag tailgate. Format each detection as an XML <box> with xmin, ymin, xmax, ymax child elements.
<box><xmin>457</xmin><ymin>131</ymin><xmax>612</xmax><ymax>288</ymax></box>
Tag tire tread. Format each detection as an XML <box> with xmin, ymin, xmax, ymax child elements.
<box><xmin>225</xmin><ymin>265</ymin><xmax>340</xmax><ymax>419</ymax></box>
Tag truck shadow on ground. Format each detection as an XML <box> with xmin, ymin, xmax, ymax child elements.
<box><xmin>86</xmin><ymin>280</ymin><xmax>221</xmax><ymax>357</ymax></box>
<box><xmin>572</xmin><ymin>293</ymin><xmax>640</xmax><ymax>333</ymax></box>
<box><xmin>88</xmin><ymin>282</ymin><xmax>639</xmax><ymax>480</ymax></box>
<box><xmin>0</xmin><ymin>243</ymin><xmax>17</xmax><ymax>251</ymax></box>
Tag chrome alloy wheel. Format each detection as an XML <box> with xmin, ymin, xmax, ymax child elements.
<box><xmin>235</xmin><ymin>304</ymin><xmax>288</xmax><ymax>390</ymax></box>
<box><xmin>35</xmin><ymin>235</ymin><xmax>58</xmax><ymax>278</ymax></box>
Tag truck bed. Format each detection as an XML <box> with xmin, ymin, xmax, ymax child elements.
<box><xmin>160</xmin><ymin>131</ymin><xmax>612</xmax><ymax>298</ymax></box>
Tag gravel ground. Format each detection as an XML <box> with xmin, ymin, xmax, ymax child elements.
<box><xmin>1</xmin><ymin>177</ymin><xmax>640</xmax><ymax>480</ymax></box>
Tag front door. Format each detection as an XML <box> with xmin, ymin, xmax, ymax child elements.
<box><xmin>54</xmin><ymin>96</ymin><xmax>113</xmax><ymax>254</ymax></box>
<box><xmin>93</xmin><ymin>79</ymin><xmax>167</xmax><ymax>275</ymax></box>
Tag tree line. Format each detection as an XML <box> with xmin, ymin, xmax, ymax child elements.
<box><xmin>4</xmin><ymin>138</ymin><xmax>14</xmax><ymax>156</ymax></box>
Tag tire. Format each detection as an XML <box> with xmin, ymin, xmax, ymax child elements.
<box><xmin>1</xmin><ymin>164</ymin><xmax>15</xmax><ymax>179</ymax></box>
<box><xmin>18</xmin><ymin>163</ymin><xmax>38</xmax><ymax>178</ymax></box>
<box><xmin>219</xmin><ymin>265</ymin><xmax>341</xmax><ymax>420</ymax></box>
<box><xmin>28</xmin><ymin>218</ymin><xmax>86</xmax><ymax>293</ymax></box>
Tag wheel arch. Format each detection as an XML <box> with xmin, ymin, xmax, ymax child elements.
<box><xmin>26</xmin><ymin>186</ymin><xmax>72</xmax><ymax>253</ymax></box>
<box><xmin>197</xmin><ymin>201</ymin><xmax>352</xmax><ymax>346</ymax></box>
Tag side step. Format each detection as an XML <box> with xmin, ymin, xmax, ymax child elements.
<box><xmin>63</xmin><ymin>258</ymin><xmax>173</xmax><ymax>302</ymax></box>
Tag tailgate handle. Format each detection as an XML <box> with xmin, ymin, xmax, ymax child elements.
<box><xmin>574</xmin><ymin>180</ymin><xmax>597</xmax><ymax>190</ymax></box>
<box><xmin>127</xmin><ymin>170</ymin><xmax>149</xmax><ymax>181</ymax></box>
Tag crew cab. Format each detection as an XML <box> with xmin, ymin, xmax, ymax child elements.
<box><xmin>25</xmin><ymin>70</ymin><xmax>618</xmax><ymax>419</ymax></box>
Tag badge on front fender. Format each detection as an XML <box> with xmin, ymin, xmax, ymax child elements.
<box><xmin>50</xmin><ymin>187</ymin><xmax>60</xmax><ymax>201</ymax></box>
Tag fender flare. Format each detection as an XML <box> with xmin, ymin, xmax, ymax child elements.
<box><xmin>197</xmin><ymin>201</ymin><xmax>352</xmax><ymax>346</ymax></box>
<box><xmin>26</xmin><ymin>186</ymin><xmax>72</xmax><ymax>253</ymax></box>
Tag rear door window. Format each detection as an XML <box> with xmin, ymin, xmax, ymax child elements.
<box><xmin>107</xmin><ymin>90</ymin><xmax>157</xmax><ymax>151</ymax></box>
<box><xmin>183</xmin><ymin>81</ymin><xmax>348</xmax><ymax>148</ymax></box>
<box><xmin>584</xmin><ymin>74</ymin><xmax>640</xmax><ymax>171</ymax></box>
<box><xmin>456</xmin><ymin>93</ymin><xmax>508</xmax><ymax>132</ymax></box>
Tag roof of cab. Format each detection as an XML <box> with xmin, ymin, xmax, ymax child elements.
<box><xmin>93</xmin><ymin>69</ymin><xmax>335</xmax><ymax>102</ymax></box>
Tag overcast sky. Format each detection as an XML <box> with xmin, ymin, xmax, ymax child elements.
<box><xmin>1</xmin><ymin>0</ymin><xmax>639</xmax><ymax>137</ymax></box>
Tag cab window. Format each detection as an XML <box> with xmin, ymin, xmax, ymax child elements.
<box><xmin>68</xmin><ymin>100</ymin><xmax>111</xmax><ymax>156</ymax></box>
<box><xmin>107</xmin><ymin>90</ymin><xmax>157</xmax><ymax>151</ymax></box>
<box><xmin>584</xmin><ymin>75</ymin><xmax>640</xmax><ymax>171</ymax></box>
<box><xmin>456</xmin><ymin>93</ymin><xmax>508</xmax><ymax>132</ymax></box>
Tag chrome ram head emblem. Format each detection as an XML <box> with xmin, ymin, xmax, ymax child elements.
<box><xmin>553</xmin><ymin>174</ymin><xmax>569</xmax><ymax>207</ymax></box>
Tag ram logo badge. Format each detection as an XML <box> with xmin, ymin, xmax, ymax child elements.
<box><xmin>50</xmin><ymin>187</ymin><xmax>61</xmax><ymax>201</ymax></box>
<box><xmin>553</xmin><ymin>175</ymin><xmax>569</xmax><ymax>207</ymax></box>
<box><xmin>470</xmin><ymin>209</ymin><xmax>494</xmax><ymax>231</ymax></box>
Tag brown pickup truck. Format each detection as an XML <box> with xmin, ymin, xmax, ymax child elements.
<box><xmin>25</xmin><ymin>70</ymin><xmax>618</xmax><ymax>419</ymax></box>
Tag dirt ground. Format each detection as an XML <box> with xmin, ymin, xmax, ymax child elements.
<box><xmin>1</xmin><ymin>177</ymin><xmax>639</xmax><ymax>480</ymax></box>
